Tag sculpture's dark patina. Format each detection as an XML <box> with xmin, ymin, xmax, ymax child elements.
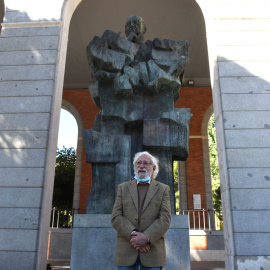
<box><xmin>83</xmin><ymin>16</ymin><xmax>192</xmax><ymax>214</ymax></box>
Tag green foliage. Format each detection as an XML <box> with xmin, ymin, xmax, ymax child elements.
<box><xmin>50</xmin><ymin>209</ymin><xmax>73</xmax><ymax>228</ymax></box>
<box><xmin>208</xmin><ymin>115</ymin><xmax>223</xmax><ymax>223</ymax></box>
<box><xmin>52</xmin><ymin>146</ymin><xmax>76</xmax><ymax>210</ymax></box>
<box><xmin>173</xmin><ymin>161</ymin><xmax>179</xmax><ymax>214</ymax></box>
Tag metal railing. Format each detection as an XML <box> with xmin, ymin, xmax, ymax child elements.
<box><xmin>50</xmin><ymin>208</ymin><xmax>222</xmax><ymax>230</ymax></box>
<box><xmin>179</xmin><ymin>209</ymin><xmax>223</xmax><ymax>231</ymax></box>
<box><xmin>50</xmin><ymin>208</ymin><xmax>86</xmax><ymax>228</ymax></box>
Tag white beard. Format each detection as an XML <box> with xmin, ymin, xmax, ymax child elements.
<box><xmin>135</xmin><ymin>167</ymin><xmax>153</xmax><ymax>179</ymax></box>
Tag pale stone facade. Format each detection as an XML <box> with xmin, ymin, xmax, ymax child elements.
<box><xmin>0</xmin><ymin>0</ymin><xmax>269</xmax><ymax>269</ymax></box>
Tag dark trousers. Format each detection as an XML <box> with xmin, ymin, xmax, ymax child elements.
<box><xmin>118</xmin><ymin>254</ymin><xmax>162</xmax><ymax>270</ymax></box>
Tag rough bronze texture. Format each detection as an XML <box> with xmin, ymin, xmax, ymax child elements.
<box><xmin>83</xmin><ymin>16</ymin><xmax>192</xmax><ymax>214</ymax></box>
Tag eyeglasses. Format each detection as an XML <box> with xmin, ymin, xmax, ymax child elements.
<box><xmin>136</xmin><ymin>161</ymin><xmax>153</xmax><ymax>166</ymax></box>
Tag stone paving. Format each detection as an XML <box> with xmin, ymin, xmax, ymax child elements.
<box><xmin>190</xmin><ymin>261</ymin><xmax>225</xmax><ymax>270</ymax></box>
<box><xmin>48</xmin><ymin>261</ymin><xmax>225</xmax><ymax>270</ymax></box>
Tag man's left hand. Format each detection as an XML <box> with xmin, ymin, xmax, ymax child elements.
<box><xmin>130</xmin><ymin>232</ymin><xmax>148</xmax><ymax>248</ymax></box>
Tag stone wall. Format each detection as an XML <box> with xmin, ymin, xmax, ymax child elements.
<box><xmin>0</xmin><ymin>0</ymin><xmax>82</xmax><ymax>269</ymax></box>
<box><xmin>200</xmin><ymin>0</ymin><xmax>270</xmax><ymax>268</ymax></box>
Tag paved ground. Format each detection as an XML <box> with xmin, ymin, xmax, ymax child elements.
<box><xmin>190</xmin><ymin>261</ymin><xmax>225</xmax><ymax>270</ymax></box>
<box><xmin>48</xmin><ymin>261</ymin><xmax>225</xmax><ymax>270</ymax></box>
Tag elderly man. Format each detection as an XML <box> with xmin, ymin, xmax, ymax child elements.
<box><xmin>111</xmin><ymin>151</ymin><xmax>171</xmax><ymax>270</ymax></box>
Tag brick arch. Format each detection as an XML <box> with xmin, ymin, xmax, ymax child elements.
<box><xmin>61</xmin><ymin>99</ymin><xmax>84</xmax><ymax>211</ymax></box>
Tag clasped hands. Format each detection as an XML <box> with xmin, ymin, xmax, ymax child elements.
<box><xmin>130</xmin><ymin>232</ymin><xmax>150</xmax><ymax>253</ymax></box>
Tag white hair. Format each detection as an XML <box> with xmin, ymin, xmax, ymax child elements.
<box><xmin>133</xmin><ymin>151</ymin><xmax>159</xmax><ymax>179</ymax></box>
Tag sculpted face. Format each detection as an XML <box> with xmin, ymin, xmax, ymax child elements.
<box><xmin>134</xmin><ymin>154</ymin><xmax>155</xmax><ymax>179</ymax></box>
<box><xmin>125</xmin><ymin>15</ymin><xmax>146</xmax><ymax>42</ymax></box>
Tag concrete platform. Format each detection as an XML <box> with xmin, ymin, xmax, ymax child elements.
<box><xmin>190</xmin><ymin>261</ymin><xmax>225</xmax><ymax>270</ymax></box>
<box><xmin>49</xmin><ymin>261</ymin><xmax>225</xmax><ymax>270</ymax></box>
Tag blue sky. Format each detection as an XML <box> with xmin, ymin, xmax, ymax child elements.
<box><xmin>57</xmin><ymin>109</ymin><xmax>78</xmax><ymax>149</ymax></box>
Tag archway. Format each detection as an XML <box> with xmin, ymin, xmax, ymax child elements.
<box><xmin>46</xmin><ymin>0</ymin><xmax>216</xmax><ymax>268</ymax></box>
<box><xmin>61</xmin><ymin>99</ymin><xmax>84</xmax><ymax>211</ymax></box>
<box><xmin>202</xmin><ymin>104</ymin><xmax>223</xmax><ymax>230</ymax></box>
<box><xmin>202</xmin><ymin>104</ymin><xmax>215</xmax><ymax>215</ymax></box>
<box><xmin>51</xmin><ymin>0</ymin><xmax>219</xmax><ymax>268</ymax></box>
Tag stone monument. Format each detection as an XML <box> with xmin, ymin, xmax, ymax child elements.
<box><xmin>71</xmin><ymin>16</ymin><xmax>191</xmax><ymax>269</ymax></box>
<box><xmin>83</xmin><ymin>15</ymin><xmax>192</xmax><ymax>215</ymax></box>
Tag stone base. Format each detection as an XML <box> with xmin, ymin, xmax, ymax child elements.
<box><xmin>70</xmin><ymin>214</ymin><xmax>190</xmax><ymax>270</ymax></box>
<box><xmin>164</xmin><ymin>215</ymin><xmax>190</xmax><ymax>270</ymax></box>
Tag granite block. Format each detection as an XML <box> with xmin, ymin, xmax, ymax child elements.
<box><xmin>71</xmin><ymin>226</ymin><xmax>117</xmax><ymax>270</ymax></box>
<box><xmin>190</xmin><ymin>250</ymin><xmax>225</xmax><ymax>261</ymax></box>
<box><xmin>1</xmin><ymin>26</ymin><xmax>60</xmax><ymax>37</ymax></box>
<box><xmin>0</xmin><ymin>208</ymin><xmax>40</xmax><ymax>229</ymax></box>
<box><xmin>71</xmin><ymin>214</ymin><xmax>190</xmax><ymax>270</ymax></box>
<box><xmin>0</xmin><ymin>131</ymin><xmax>48</xmax><ymax>148</ymax></box>
<box><xmin>0</xmin><ymin>50</ymin><xmax>57</xmax><ymax>65</ymax></box>
<box><xmin>0</xmin><ymin>187</ymin><xmax>42</xmax><ymax>207</ymax></box>
<box><xmin>0</xmin><ymin>36</ymin><xmax>59</xmax><ymax>51</ymax></box>
<box><xmin>223</xmin><ymin>111</ymin><xmax>270</xmax><ymax>129</ymax></box>
<box><xmin>164</xmin><ymin>217</ymin><xmax>190</xmax><ymax>269</ymax></box>
<box><xmin>0</xmin><ymin>149</ymin><xmax>46</xmax><ymax>167</ymax></box>
<box><xmin>0</xmin><ymin>251</ymin><xmax>36</xmax><ymax>270</ymax></box>
<box><xmin>207</xmin><ymin>234</ymin><xmax>225</xmax><ymax>250</ymax></box>
<box><xmin>225</xmin><ymin>129</ymin><xmax>270</xmax><ymax>148</ymax></box>
<box><xmin>0</xmin><ymin>80</ymin><xmax>54</xmax><ymax>96</ymax></box>
<box><xmin>231</xmin><ymin>189</ymin><xmax>270</xmax><ymax>210</ymax></box>
<box><xmin>49</xmin><ymin>229</ymin><xmax>72</xmax><ymax>260</ymax></box>
<box><xmin>219</xmin><ymin>77</ymin><xmax>270</xmax><ymax>94</ymax></box>
<box><xmin>0</xmin><ymin>229</ymin><xmax>38</xmax><ymax>251</ymax></box>
<box><xmin>0</xmin><ymin>168</ymin><xmax>44</xmax><ymax>187</ymax></box>
<box><xmin>229</xmin><ymin>168</ymin><xmax>270</xmax><ymax>189</ymax></box>
<box><xmin>222</xmin><ymin>94</ymin><xmax>270</xmax><ymax>111</ymax></box>
<box><xmin>0</xmin><ymin>113</ymin><xmax>50</xmax><ymax>130</ymax></box>
<box><xmin>232</xmin><ymin>210</ymin><xmax>270</xmax><ymax>232</ymax></box>
<box><xmin>0</xmin><ymin>65</ymin><xmax>55</xmax><ymax>80</ymax></box>
<box><xmin>0</xmin><ymin>96</ymin><xmax>52</xmax><ymax>113</ymax></box>
<box><xmin>73</xmin><ymin>214</ymin><xmax>113</xmax><ymax>228</ymax></box>
<box><xmin>234</xmin><ymin>233</ymin><xmax>270</xmax><ymax>256</ymax></box>
<box><xmin>227</xmin><ymin>149</ymin><xmax>270</xmax><ymax>168</ymax></box>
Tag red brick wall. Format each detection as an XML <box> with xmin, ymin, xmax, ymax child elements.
<box><xmin>175</xmin><ymin>87</ymin><xmax>213</xmax><ymax>211</ymax></box>
<box><xmin>63</xmin><ymin>87</ymin><xmax>213</xmax><ymax>211</ymax></box>
<box><xmin>62</xmin><ymin>89</ymin><xmax>99</xmax><ymax>210</ymax></box>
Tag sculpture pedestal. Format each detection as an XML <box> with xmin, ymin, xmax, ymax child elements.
<box><xmin>70</xmin><ymin>214</ymin><xmax>190</xmax><ymax>270</ymax></box>
<box><xmin>70</xmin><ymin>214</ymin><xmax>116</xmax><ymax>270</ymax></box>
<box><xmin>164</xmin><ymin>215</ymin><xmax>190</xmax><ymax>270</ymax></box>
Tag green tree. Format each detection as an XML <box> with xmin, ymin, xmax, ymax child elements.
<box><xmin>52</xmin><ymin>146</ymin><xmax>76</xmax><ymax>210</ymax></box>
<box><xmin>173</xmin><ymin>161</ymin><xmax>179</xmax><ymax>214</ymax></box>
<box><xmin>208</xmin><ymin>115</ymin><xmax>223</xmax><ymax>223</ymax></box>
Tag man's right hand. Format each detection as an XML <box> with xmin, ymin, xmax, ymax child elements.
<box><xmin>138</xmin><ymin>244</ymin><xmax>150</xmax><ymax>253</ymax></box>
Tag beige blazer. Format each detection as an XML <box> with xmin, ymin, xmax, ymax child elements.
<box><xmin>111</xmin><ymin>179</ymin><xmax>171</xmax><ymax>267</ymax></box>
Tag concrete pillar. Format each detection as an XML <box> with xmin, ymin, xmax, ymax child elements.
<box><xmin>198</xmin><ymin>0</ymin><xmax>270</xmax><ymax>269</ymax></box>
<box><xmin>0</xmin><ymin>1</ymin><xmax>81</xmax><ymax>269</ymax></box>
